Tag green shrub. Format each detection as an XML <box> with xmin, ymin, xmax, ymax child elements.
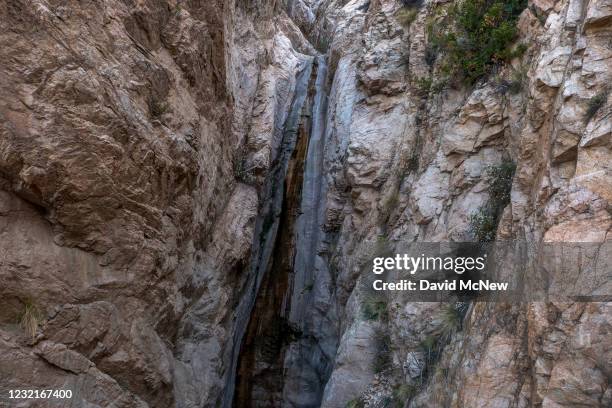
<box><xmin>486</xmin><ymin>161</ymin><xmax>516</xmax><ymax>210</ymax></box>
<box><xmin>393</xmin><ymin>384</ymin><xmax>417</xmax><ymax>404</ymax></box>
<box><xmin>440</xmin><ymin>302</ymin><xmax>468</xmax><ymax>335</ymax></box>
<box><xmin>414</xmin><ymin>76</ymin><xmax>447</xmax><ymax>95</ymax></box>
<box><xmin>372</xmin><ymin>329</ymin><xmax>393</xmax><ymax>374</ymax></box>
<box><xmin>470</xmin><ymin>161</ymin><xmax>516</xmax><ymax>242</ymax></box>
<box><xmin>506</xmin><ymin>65</ymin><xmax>527</xmax><ymax>94</ymax></box>
<box><xmin>428</xmin><ymin>0</ymin><xmax>528</xmax><ymax>84</ymax></box>
<box><xmin>346</xmin><ymin>397</ymin><xmax>365</xmax><ymax>408</ymax></box>
<box><xmin>415</xmin><ymin>76</ymin><xmax>433</xmax><ymax>94</ymax></box>
<box><xmin>584</xmin><ymin>91</ymin><xmax>607</xmax><ymax>123</ymax></box>
<box><xmin>469</xmin><ymin>206</ymin><xmax>498</xmax><ymax>242</ymax></box>
<box><xmin>380</xmin><ymin>396</ymin><xmax>393</xmax><ymax>408</ymax></box>
<box><xmin>420</xmin><ymin>334</ymin><xmax>443</xmax><ymax>367</ymax></box>
<box><xmin>362</xmin><ymin>295</ymin><xmax>388</xmax><ymax>321</ymax></box>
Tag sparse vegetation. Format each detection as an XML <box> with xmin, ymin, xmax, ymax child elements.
<box><xmin>506</xmin><ymin>65</ymin><xmax>527</xmax><ymax>94</ymax></box>
<box><xmin>420</xmin><ymin>333</ymin><xmax>444</xmax><ymax>370</ymax></box>
<box><xmin>174</xmin><ymin>3</ymin><xmax>183</xmax><ymax>15</ymax></box>
<box><xmin>396</xmin><ymin>7</ymin><xmax>419</xmax><ymax>28</ymax></box>
<box><xmin>469</xmin><ymin>207</ymin><xmax>498</xmax><ymax>242</ymax></box>
<box><xmin>19</xmin><ymin>299</ymin><xmax>42</xmax><ymax>339</ymax></box>
<box><xmin>361</xmin><ymin>294</ymin><xmax>388</xmax><ymax>321</ymax></box>
<box><xmin>440</xmin><ymin>302</ymin><xmax>469</xmax><ymax>335</ymax></box>
<box><xmin>486</xmin><ymin>161</ymin><xmax>516</xmax><ymax>210</ymax></box>
<box><xmin>425</xmin><ymin>45</ymin><xmax>438</xmax><ymax>67</ymax></box>
<box><xmin>414</xmin><ymin>76</ymin><xmax>447</xmax><ymax>95</ymax></box>
<box><xmin>148</xmin><ymin>95</ymin><xmax>169</xmax><ymax>119</ymax></box>
<box><xmin>415</xmin><ymin>76</ymin><xmax>433</xmax><ymax>94</ymax></box>
<box><xmin>372</xmin><ymin>328</ymin><xmax>393</xmax><ymax>374</ymax></box>
<box><xmin>428</xmin><ymin>0</ymin><xmax>528</xmax><ymax>85</ymax></box>
<box><xmin>469</xmin><ymin>160</ymin><xmax>516</xmax><ymax>242</ymax></box>
<box><xmin>389</xmin><ymin>304</ymin><xmax>469</xmax><ymax>405</ymax></box>
<box><xmin>393</xmin><ymin>384</ymin><xmax>417</xmax><ymax>404</ymax></box>
<box><xmin>584</xmin><ymin>91</ymin><xmax>608</xmax><ymax>123</ymax></box>
<box><xmin>346</xmin><ymin>397</ymin><xmax>366</xmax><ymax>408</ymax></box>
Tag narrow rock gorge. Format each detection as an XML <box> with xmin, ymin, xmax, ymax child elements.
<box><xmin>0</xmin><ymin>0</ymin><xmax>610</xmax><ymax>408</ymax></box>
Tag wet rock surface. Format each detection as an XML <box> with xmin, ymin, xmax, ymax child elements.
<box><xmin>1</xmin><ymin>0</ymin><xmax>610</xmax><ymax>407</ymax></box>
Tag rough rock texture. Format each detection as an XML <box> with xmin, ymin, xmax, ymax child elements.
<box><xmin>0</xmin><ymin>0</ymin><xmax>610</xmax><ymax>407</ymax></box>
<box><xmin>305</xmin><ymin>0</ymin><xmax>612</xmax><ymax>407</ymax></box>
<box><xmin>0</xmin><ymin>0</ymin><xmax>311</xmax><ymax>406</ymax></box>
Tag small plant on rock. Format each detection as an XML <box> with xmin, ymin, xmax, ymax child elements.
<box><xmin>486</xmin><ymin>161</ymin><xmax>516</xmax><ymax>210</ymax></box>
<box><xmin>346</xmin><ymin>397</ymin><xmax>366</xmax><ymax>408</ymax></box>
<box><xmin>469</xmin><ymin>206</ymin><xmax>498</xmax><ymax>243</ymax></box>
<box><xmin>361</xmin><ymin>294</ymin><xmax>388</xmax><ymax>321</ymax></box>
<box><xmin>470</xmin><ymin>160</ymin><xmax>516</xmax><ymax>242</ymax></box>
<box><xmin>415</xmin><ymin>76</ymin><xmax>433</xmax><ymax>94</ymax></box>
<box><xmin>584</xmin><ymin>91</ymin><xmax>608</xmax><ymax>123</ymax></box>
<box><xmin>499</xmin><ymin>65</ymin><xmax>527</xmax><ymax>94</ymax></box>
<box><xmin>396</xmin><ymin>7</ymin><xmax>419</xmax><ymax>28</ymax></box>
<box><xmin>421</xmin><ymin>333</ymin><xmax>446</xmax><ymax>368</ymax></box>
<box><xmin>19</xmin><ymin>298</ymin><xmax>42</xmax><ymax>339</ymax></box>
<box><xmin>393</xmin><ymin>384</ymin><xmax>417</xmax><ymax>404</ymax></box>
<box><xmin>440</xmin><ymin>302</ymin><xmax>469</xmax><ymax>336</ymax></box>
<box><xmin>427</xmin><ymin>0</ymin><xmax>528</xmax><ymax>85</ymax></box>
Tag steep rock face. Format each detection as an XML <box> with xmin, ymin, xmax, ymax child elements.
<box><xmin>0</xmin><ymin>0</ymin><xmax>610</xmax><ymax>408</ymax></box>
<box><xmin>0</xmin><ymin>0</ymin><xmax>315</xmax><ymax>406</ymax></box>
<box><xmin>301</xmin><ymin>0</ymin><xmax>611</xmax><ymax>407</ymax></box>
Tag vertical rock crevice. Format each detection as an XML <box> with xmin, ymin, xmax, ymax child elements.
<box><xmin>225</xmin><ymin>54</ymin><xmax>317</xmax><ymax>407</ymax></box>
<box><xmin>231</xmin><ymin>54</ymin><xmax>335</xmax><ymax>408</ymax></box>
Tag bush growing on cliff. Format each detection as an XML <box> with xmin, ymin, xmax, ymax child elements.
<box><xmin>440</xmin><ymin>302</ymin><xmax>469</xmax><ymax>336</ymax></box>
<box><xmin>420</xmin><ymin>334</ymin><xmax>443</xmax><ymax>368</ymax></box>
<box><xmin>469</xmin><ymin>207</ymin><xmax>498</xmax><ymax>242</ymax></box>
<box><xmin>396</xmin><ymin>7</ymin><xmax>419</xmax><ymax>28</ymax></box>
<box><xmin>469</xmin><ymin>160</ymin><xmax>516</xmax><ymax>242</ymax></box>
<box><xmin>506</xmin><ymin>65</ymin><xmax>528</xmax><ymax>94</ymax></box>
<box><xmin>486</xmin><ymin>161</ymin><xmax>516</xmax><ymax>211</ymax></box>
<box><xmin>428</xmin><ymin>0</ymin><xmax>528</xmax><ymax>84</ymax></box>
<box><xmin>361</xmin><ymin>295</ymin><xmax>388</xmax><ymax>321</ymax></box>
<box><xmin>346</xmin><ymin>397</ymin><xmax>365</xmax><ymax>408</ymax></box>
<box><xmin>393</xmin><ymin>384</ymin><xmax>417</xmax><ymax>404</ymax></box>
<box><xmin>584</xmin><ymin>91</ymin><xmax>608</xmax><ymax>123</ymax></box>
<box><xmin>414</xmin><ymin>76</ymin><xmax>447</xmax><ymax>95</ymax></box>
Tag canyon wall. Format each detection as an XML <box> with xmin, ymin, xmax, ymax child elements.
<box><xmin>0</xmin><ymin>0</ymin><xmax>610</xmax><ymax>408</ymax></box>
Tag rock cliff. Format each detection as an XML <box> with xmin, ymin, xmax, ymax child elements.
<box><xmin>0</xmin><ymin>0</ymin><xmax>609</xmax><ymax>408</ymax></box>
